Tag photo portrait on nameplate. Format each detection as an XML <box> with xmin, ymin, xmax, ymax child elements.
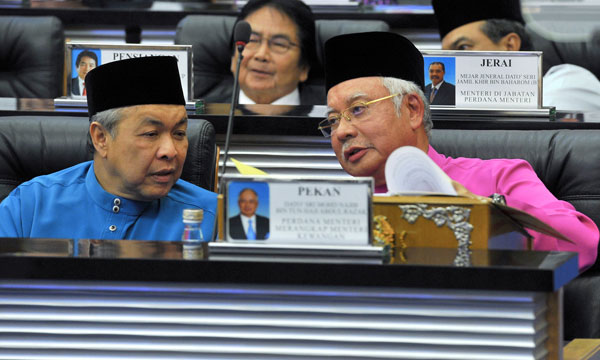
<box><xmin>424</xmin><ymin>56</ymin><xmax>456</xmax><ymax>106</ymax></box>
<box><xmin>227</xmin><ymin>181</ymin><xmax>271</xmax><ymax>241</ymax></box>
<box><xmin>70</xmin><ymin>48</ymin><xmax>101</xmax><ymax>98</ymax></box>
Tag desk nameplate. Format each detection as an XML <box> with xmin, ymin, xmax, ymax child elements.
<box><xmin>422</xmin><ymin>50</ymin><xmax>543</xmax><ymax>109</ymax></box>
<box><xmin>221</xmin><ymin>175</ymin><xmax>373</xmax><ymax>246</ymax></box>
<box><xmin>64</xmin><ymin>42</ymin><xmax>193</xmax><ymax>101</ymax></box>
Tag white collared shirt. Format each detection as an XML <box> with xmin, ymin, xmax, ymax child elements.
<box><xmin>240</xmin><ymin>214</ymin><xmax>257</xmax><ymax>236</ymax></box>
<box><xmin>78</xmin><ymin>76</ymin><xmax>85</xmax><ymax>94</ymax></box>
<box><xmin>238</xmin><ymin>88</ymin><xmax>301</xmax><ymax>105</ymax></box>
<box><xmin>431</xmin><ymin>80</ymin><xmax>445</xmax><ymax>91</ymax></box>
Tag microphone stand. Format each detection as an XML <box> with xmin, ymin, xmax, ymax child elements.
<box><xmin>219</xmin><ymin>44</ymin><xmax>244</xmax><ymax>192</ymax></box>
<box><xmin>214</xmin><ymin>20</ymin><xmax>250</xmax><ymax>242</ymax></box>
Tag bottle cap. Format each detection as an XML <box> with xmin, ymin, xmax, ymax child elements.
<box><xmin>183</xmin><ymin>209</ymin><xmax>204</xmax><ymax>222</ymax></box>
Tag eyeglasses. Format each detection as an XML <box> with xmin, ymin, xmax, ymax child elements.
<box><xmin>245</xmin><ymin>34</ymin><xmax>299</xmax><ymax>54</ymax></box>
<box><xmin>318</xmin><ymin>93</ymin><xmax>402</xmax><ymax>137</ymax></box>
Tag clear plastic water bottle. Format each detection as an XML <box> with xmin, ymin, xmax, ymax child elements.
<box><xmin>181</xmin><ymin>209</ymin><xmax>207</xmax><ymax>259</ymax></box>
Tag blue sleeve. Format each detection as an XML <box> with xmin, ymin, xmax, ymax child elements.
<box><xmin>0</xmin><ymin>187</ymin><xmax>24</xmax><ymax>238</ymax></box>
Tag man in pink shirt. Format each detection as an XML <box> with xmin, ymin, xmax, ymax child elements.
<box><xmin>319</xmin><ymin>32</ymin><xmax>599</xmax><ymax>271</ymax></box>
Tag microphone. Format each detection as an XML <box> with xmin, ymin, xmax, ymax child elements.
<box><xmin>234</xmin><ymin>20</ymin><xmax>252</xmax><ymax>53</ymax></box>
<box><xmin>220</xmin><ymin>20</ymin><xmax>252</xmax><ymax>188</ymax></box>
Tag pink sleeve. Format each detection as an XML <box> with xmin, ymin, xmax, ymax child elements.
<box><xmin>494</xmin><ymin>160</ymin><xmax>599</xmax><ymax>271</ymax></box>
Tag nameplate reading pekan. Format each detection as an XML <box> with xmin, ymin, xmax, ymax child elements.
<box><xmin>421</xmin><ymin>50</ymin><xmax>543</xmax><ymax>109</ymax></box>
<box><xmin>223</xmin><ymin>175</ymin><xmax>373</xmax><ymax>246</ymax></box>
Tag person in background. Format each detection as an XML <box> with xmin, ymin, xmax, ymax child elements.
<box><xmin>230</xmin><ymin>0</ymin><xmax>321</xmax><ymax>105</ymax></box>
<box><xmin>0</xmin><ymin>56</ymin><xmax>217</xmax><ymax>241</ymax></box>
<box><xmin>71</xmin><ymin>50</ymin><xmax>97</xmax><ymax>96</ymax></box>
<box><xmin>319</xmin><ymin>31</ymin><xmax>598</xmax><ymax>271</ymax></box>
<box><xmin>431</xmin><ymin>0</ymin><xmax>600</xmax><ymax>112</ymax></box>
<box><xmin>425</xmin><ymin>61</ymin><xmax>455</xmax><ymax>105</ymax></box>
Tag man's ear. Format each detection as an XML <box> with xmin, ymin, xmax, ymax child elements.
<box><xmin>89</xmin><ymin>122</ymin><xmax>110</xmax><ymax>157</ymax></box>
<box><xmin>499</xmin><ymin>32</ymin><xmax>522</xmax><ymax>51</ymax></box>
<box><xmin>298</xmin><ymin>64</ymin><xmax>310</xmax><ymax>83</ymax></box>
<box><xmin>405</xmin><ymin>93</ymin><xmax>424</xmax><ymax>130</ymax></box>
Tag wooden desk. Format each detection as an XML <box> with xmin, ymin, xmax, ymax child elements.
<box><xmin>564</xmin><ymin>339</ymin><xmax>600</xmax><ymax>359</ymax></box>
<box><xmin>0</xmin><ymin>238</ymin><xmax>579</xmax><ymax>359</ymax></box>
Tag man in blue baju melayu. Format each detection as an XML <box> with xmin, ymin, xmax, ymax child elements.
<box><xmin>0</xmin><ymin>56</ymin><xmax>217</xmax><ymax>241</ymax></box>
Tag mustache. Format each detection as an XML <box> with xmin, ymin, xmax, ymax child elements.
<box><xmin>341</xmin><ymin>140</ymin><xmax>374</xmax><ymax>159</ymax></box>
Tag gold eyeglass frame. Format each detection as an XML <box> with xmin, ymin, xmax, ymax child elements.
<box><xmin>318</xmin><ymin>93</ymin><xmax>401</xmax><ymax>137</ymax></box>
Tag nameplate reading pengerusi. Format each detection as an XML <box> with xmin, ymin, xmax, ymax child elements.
<box><xmin>65</xmin><ymin>42</ymin><xmax>193</xmax><ymax>101</ymax></box>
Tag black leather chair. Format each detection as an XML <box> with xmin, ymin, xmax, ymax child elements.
<box><xmin>0</xmin><ymin>16</ymin><xmax>65</xmax><ymax>99</ymax></box>
<box><xmin>0</xmin><ymin>116</ymin><xmax>217</xmax><ymax>199</ymax></box>
<box><xmin>174</xmin><ymin>15</ymin><xmax>389</xmax><ymax>104</ymax></box>
<box><xmin>431</xmin><ymin>129</ymin><xmax>600</xmax><ymax>340</ymax></box>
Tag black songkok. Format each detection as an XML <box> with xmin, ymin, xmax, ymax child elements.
<box><xmin>324</xmin><ymin>32</ymin><xmax>424</xmax><ymax>93</ymax></box>
<box><xmin>432</xmin><ymin>0</ymin><xmax>525</xmax><ymax>40</ymax></box>
<box><xmin>85</xmin><ymin>56</ymin><xmax>185</xmax><ymax>117</ymax></box>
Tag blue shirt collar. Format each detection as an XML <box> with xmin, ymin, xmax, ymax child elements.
<box><xmin>85</xmin><ymin>161</ymin><xmax>151</xmax><ymax>216</ymax></box>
